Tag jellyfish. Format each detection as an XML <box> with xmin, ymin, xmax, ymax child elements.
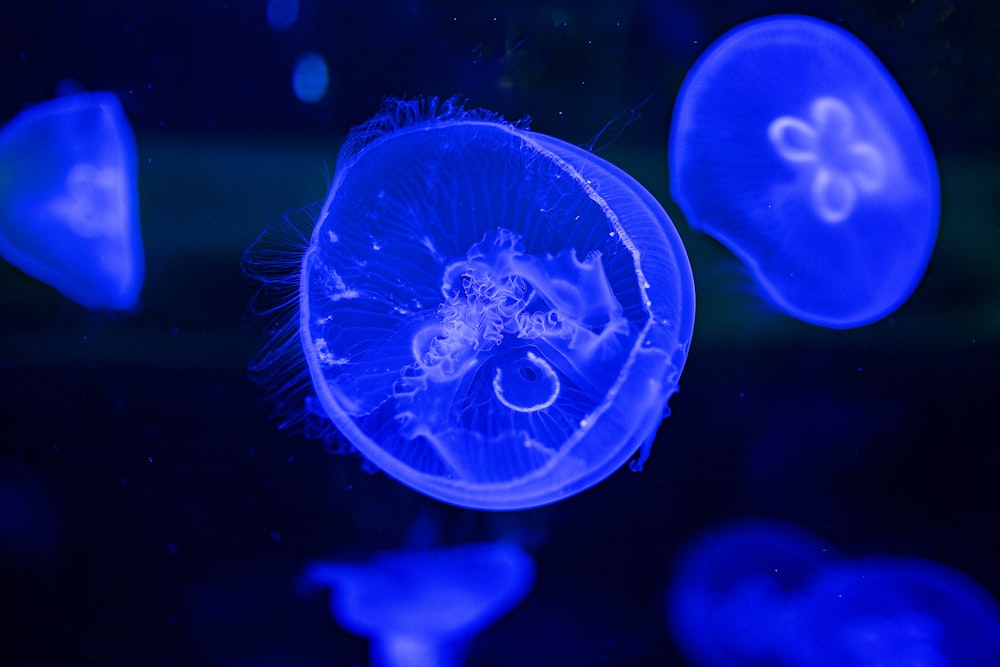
<box><xmin>785</xmin><ymin>557</ymin><xmax>1000</xmax><ymax>666</ymax></box>
<box><xmin>666</xmin><ymin>518</ymin><xmax>839</xmax><ymax>667</ymax></box>
<box><xmin>668</xmin><ymin>15</ymin><xmax>939</xmax><ymax>328</ymax></box>
<box><xmin>0</xmin><ymin>92</ymin><xmax>144</xmax><ymax>311</ymax></box>
<box><xmin>304</xmin><ymin>541</ymin><xmax>535</xmax><ymax>667</ymax></box>
<box><xmin>0</xmin><ymin>463</ymin><xmax>62</xmax><ymax>567</ymax></box>
<box><xmin>246</xmin><ymin>97</ymin><xmax>695</xmax><ymax>510</ymax></box>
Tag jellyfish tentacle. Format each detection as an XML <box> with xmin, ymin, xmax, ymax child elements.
<box><xmin>389</xmin><ymin>225</ymin><xmax>633</xmax><ymax>481</ymax></box>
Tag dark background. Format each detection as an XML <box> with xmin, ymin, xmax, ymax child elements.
<box><xmin>1</xmin><ymin>0</ymin><xmax>998</xmax><ymax>665</ymax></box>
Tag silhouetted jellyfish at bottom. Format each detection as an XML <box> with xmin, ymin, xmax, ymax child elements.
<box><xmin>786</xmin><ymin>557</ymin><xmax>1000</xmax><ymax>666</ymax></box>
<box><xmin>668</xmin><ymin>15</ymin><xmax>938</xmax><ymax>328</ymax></box>
<box><xmin>666</xmin><ymin>517</ymin><xmax>839</xmax><ymax>667</ymax></box>
<box><xmin>304</xmin><ymin>542</ymin><xmax>535</xmax><ymax>667</ymax></box>
<box><xmin>0</xmin><ymin>92</ymin><xmax>144</xmax><ymax>310</ymax></box>
<box><xmin>667</xmin><ymin>519</ymin><xmax>1000</xmax><ymax>666</ymax></box>
<box><xmin>245</xmin><ymin>97</ymin><xmax>695</xmax><ymax>510</ymax></box>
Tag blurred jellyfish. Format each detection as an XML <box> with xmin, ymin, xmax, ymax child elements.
<box><xmin>304</xmin><ymin>541</ymin><xmax>535</xmax><ymax>667</ymax></box>
<box><xmin>786</xmin><ymin>557</ymin><xmax>1000</xmax><ymax>666</ymax></box>
<box><xmin>667</xmin><ymin>519</ymin><xmax>1000</xmax><ymax>666</ymax></box>
<box><xmin>292</xmin><ymin>53</ymin><xmax>329</xmax><ymax>104</ymax></box>
<box><xmin>0</xmin><ymin>92</ymin><xmax>144</xmax><ymax>311</ymax></box>
<box><xmin>266</xmin><ymin>0</ymin><xmax>299</xmax><ymax>31</ymax></box>
<box><xmin>245</xmin><ymin>97</ymin><xmax>695</xmax><ymax>510</ymax></box>
<box><xmin>669</xmin><ymin>15</ymin><xmax>938</xmax><ymax>328</ymax></box>
<box><xmin>666</xmin><ymin>518</ymin><xmax>839</xmax><ymax>667</ymax></box>
<box><xmin>0</xmin><ymin>463</ymin><xmax>63</xmax><ymax>567</ymax></box>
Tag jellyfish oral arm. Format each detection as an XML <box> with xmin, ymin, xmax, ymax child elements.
<box><xmin>508</xmin><ymin>245</ymin><xmax>629</xmax><ymax>367</ymax></box>
<box><xmin>402</xmin><ymin>227</ymin><xmax>629</xmax><ymax>417</ymax></box>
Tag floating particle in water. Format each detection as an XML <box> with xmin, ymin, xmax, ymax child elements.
<box><xmin>246</xmin><ymin>97</ymin><xmax>695</xmax><ymax>510</ymax></box>
<box><xmin>669</xmin><ymin>15</ymin><xmax>938</xmax><ymax>328</ymax></box>
<box><xmin>0</xmin><ymin>92</ymin><xmax>144</xmax><ymax>310</ymax></box>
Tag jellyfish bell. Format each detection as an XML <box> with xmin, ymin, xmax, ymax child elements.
<box><xmin>669</xmin><ymin>15</ymin><xmax>939</xmax><ymax>328</ymax></box>
<box><xmin>786</xmin><ymin>556</ymin><xmax>1000</xmax><ymax>666</ymax></box>
<box><xmin>304</xmin><ymin>541</ymin><xmax>536</xmax><ymax>667</ymax></box>
<box><xmin>0</xmin><ymin>92</ymin><xmax>144</xmax><ymax>311</ymax></box>
<box><xmin>666</xmin><ymin>517</ymin><xmax>840</xmax><ymax>667</ymax></box>
<box><xmin>247</xmin><ymin>97</ymin><xmax>695</xmax><ymax>510</ymax></box>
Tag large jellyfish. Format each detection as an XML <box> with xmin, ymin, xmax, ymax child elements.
<box><xmin>787</xmin><ymin>557</ymin><xmax>1000</xmax><ymax>666</ymax></box>
<box><xmin>669</xmin><ymin>15</ymin><xmax>939</xmax><ymax>328</ymax></box>
<box><xmin>666</xmin><ymin>517</ymin><xmax>840</xmax><ymax>667</ymax></box>
<box><xmin>304</xmin><ymin>541</ymin><xmax>535</xmax><ymax>667</ymax></box>
<box><xmin>247</xmin><ymin>97</ymin><xmax>695</xmax><ymax>510</ymax></box>
<box><xmin>0</xmin><ymin>92</ymin><xmax>144</xmax><ymax>311</ymax></box>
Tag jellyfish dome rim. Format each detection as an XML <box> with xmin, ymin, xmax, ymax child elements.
<box><xmin>298</xmin><ymin>98</ymin><xmax>695</xmax><ymax>510</ymax></box>
<box><xmin>668</xmin><ymin>14</ymin><xmax>940</xmax><ymax>329</ymax></box>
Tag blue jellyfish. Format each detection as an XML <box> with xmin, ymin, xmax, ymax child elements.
<box><xmin>666</xmin><ymin>518</ymin><xmax>840</xmax><ymax>667</ymax></box>
<box><xmin>304</xmin><ymin>542</ymin><xmax>535</xmax><ymax>667</ymax></box>
<box><xmin>669</xmin><ymin>15</ymin><xmax>939</xmax><ymax>328</ymax></box>
<box><xmin>247</xmin><ymin>97</ymin><xmax>695</xmax><ymax>510</ymax></box>
<box><xmin>0</xmin><ymin>92</ymin><xmax>144</xmax><ymax>311</ymax></box>
<box><xmin>786</xmin><ymin>557</ymin><xmax>1000</xmax><ymax>666</ymax></box>
<box><xmin>0</xmin><ymin>463</ymin><xmax>62</xmax><ymax>566</ymax></box>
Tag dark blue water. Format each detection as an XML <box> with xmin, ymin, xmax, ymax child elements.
<box><xmin>2</xmin><ymin>1</ymin><xmax>998</xmax><ymax>665</ymax></box>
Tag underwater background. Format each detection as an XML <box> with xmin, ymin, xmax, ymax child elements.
<box><xmin>1</xmin><ymin>0</ymin><xmax>998</xmax><ymax>665</ymax></box>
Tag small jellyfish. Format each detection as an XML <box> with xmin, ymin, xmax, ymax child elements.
<box><xmin>666</xmin><ymin>518</ymin><xmax>839</xmax><ymax>667</ymax></box>
<box><xmin>247</xmin><ymin>97</ymin><xmax>695</xmax><ymax>510</ymax></box>
<box><xmin>669</xmin><ymin>15</ymin><xmax>939</xmax><ymax>328</ymax></box>
<box><xmin>786</xmin><ymin>557</ymin><xmax>1000</xmax><ymax>666</ymax></box>
<box><xmin>0</xmin><ymin>463</ymin><xmax>63</xmax><ymax>567</ymax></box>
<box><xmin>0</xmin><ymin>92</ymin><xmax>144</xmax><ymax>311</ymax></box>
<box><xmin>304</xmin><ymin>542</ymin><xmax>535</xmax><ymax>667</ymax></box>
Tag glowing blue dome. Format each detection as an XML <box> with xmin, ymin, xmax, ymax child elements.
<box><xmin>787</xmin><ymin>557</ymin><xmax>1000</xmax><ymax>665</ymax></box>
<box><xmin>669</xmin><ymin>15</ymin><xmax>939</xmax><ymax>328</ymax></box>
<box><xmin>254</xmin><ymin>97</ymin><xmax>695</xmax><ymax>510</ymax></box>
<box><xmin>667</xmin><ymin>517</ymin><xmax>839</xmax><ymax>667</ymax></box>
<box><xmin>0</xmin><ymin>92</ymin><xmax>144</xmax><ymax>311</ymax></box>
<box><xmin>667</xmin><ymin>519</ymin><xmax>1000</xmax><ymax>666</ymax></box>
